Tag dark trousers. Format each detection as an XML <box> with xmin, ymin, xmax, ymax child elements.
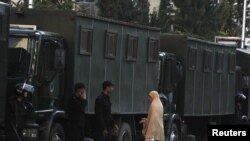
<box><xmin>96</xmin><ymin>132</ymin><xmax>111</xmax><ymax>141</ymax></box>
<box><xmin>68</xmin><ymin>122</ymin><xmax>84</xmax><ymax>141</ymax></box>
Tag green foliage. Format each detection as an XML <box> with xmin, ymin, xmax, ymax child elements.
<box><xmin>171</xmin><ymin>0</ymin><xmax>227</xmax><ymax>39</ymax></box>
<box><xmin>134</xmin><ymin>0</ymin><xmax>150</xmax><ymax>25</ymax></box>
<box><xmin>96</xmin><ymin>0</ymin><xmax>119</xmax><ymax>19</ymax></box>
<box><xmin>96</xmin><ymin>0</ymin><xmax>150</xmax><ymax>25</ymax></box>
<box><xmin>149</xmin><ymin>8</ymin><xmax>159</xmax><ymax>27</ymax></box>
<box><xmin>34</xmin><ymin>0</ymin><xmax>73</xmax><ymax>10</ymax></box>
<box><xmin>157</xmin><ymin>0</ymin><xmax>174</xmax><ymax>32</ymax></box>
<box><xmin>152</xmin><ymin>0</ymin><xmax>250</xmax><ymax>40</ymax></box>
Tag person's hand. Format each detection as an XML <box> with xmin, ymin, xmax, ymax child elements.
<box><xmin>139</xmin><ymin>117</ymin><xmax>147</xmax><ymax>124</ymax></box>
<box><xmin>102</xmin><ymin>129</ymin><xmax>108</xmax><ymax>137</ymax></box>
<box><xmin>83</xmin><ymin>90</ymin><xmax>87</xmax><ymax>100</ymax></box>
<box><xmin>113</xmin><ymin>124</ymin><xmax>119</xmax><ymax>134</ymax></box>
<box><xmin>80</xmin><ymin>90</ymin><xmax>86</xmax><ymax>99</ymax></box>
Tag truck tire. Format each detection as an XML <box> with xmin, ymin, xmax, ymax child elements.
<box><xmin>118</xmin><ymin>122</ymin><xmax>132</xmax><ymax>141</ymax></box>
<box><xmin>49</xmin><ymin>123</ymin><xmax>65</xmax><ymax>141</ymax></box>
<box><xmin>169</xmin><ymin>123</ymin><xmax>179</xmax><ymax>141</ymax></box>
<box><xmin>185</xmin><ymin>134</ymin><xmax>196</xmax><ymax>141</ymax></box>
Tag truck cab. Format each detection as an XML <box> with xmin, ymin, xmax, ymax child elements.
<box><xmin>8</xmin><ymin>28</ymin><xmax>66</xmax><ymax>140</ymax></box>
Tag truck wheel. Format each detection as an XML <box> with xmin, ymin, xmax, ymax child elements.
<box><xmin>49</xmin><ymin>123</ymin><xmax>65</xmax><ymax>141</ymax></box>
<box><xmin>118</xmin><ymin>122</ymin><xmax>132</xmax><ymax>141</ymax></box>
<box><xmin>169</xmin><ymin>123</ymin><xmax>179</xmax><ymax>141</ymax></box>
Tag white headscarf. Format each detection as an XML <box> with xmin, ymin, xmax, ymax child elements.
<box><xmin>142</xmin><ymin>91</ymin><xmax>165</xmax><ymax>141</ymax></box>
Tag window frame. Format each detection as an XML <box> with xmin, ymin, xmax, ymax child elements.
<box><xmin>79</xmin><ymin>27</ymin><xmax>93</xmax><ymax>55</ymax></box>
<box><xmin>105</xmin><ymin>31</ymin><xmax>118</xmax><ymax>59</ymax></box>
<box><xmin>148</xmin><ymin>38</ymin><xmax>159</xmax><ymax>63</ymax></box>
<box><xmin>229</xmin><ymin>53</ymin><xmax>236</xmax><ymax>74</ymax></box>
<box><xmin>188</xmin><ymin>47</ymin><xmax>197</xmax><ymax>71</ymax></box>
<box><xmin>216</xmin><ymin>51</ymin><xmax>224</xmax><ymax>73</ymax></box>
<box><xmin>203</xmin><ymin>49</ymin><xmax>213</xmax><ymax>73</ymax></box>
<box><xmin>126</xmin><ymin>35</ymin><xmax>138</xmax><ymax>61</ymax></box>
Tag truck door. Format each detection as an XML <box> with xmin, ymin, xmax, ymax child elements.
<box><xmin>159</xmin><ymin>53</ymin><xmax>183</xmax><ymax>113</ymax></box>
<box><xmin>0</xmin><ymin>2</ymin><xmax>9</xmax><ymax>140</ymax></box>
<box><xmin>37</xmin><ymin>38</ymin><xmax>65</xmax><ymax>110</ymax></box>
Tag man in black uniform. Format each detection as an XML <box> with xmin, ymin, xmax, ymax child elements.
<box><xmin>6</xmin><ymin>83</ymin><xmax>34</xmax><ymax>141</ymax></box>
<box><xmin>67</xmin><ymin>83</ymin><xmax>87</xmax><ymax>141</ymax></box>
<box><xmin>95</xmin><ymin>81</ymin><xmax>119</xmax><ymax>141</ymax></box>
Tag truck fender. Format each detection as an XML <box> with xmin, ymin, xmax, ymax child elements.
<box><xmin>41</xmin><ymin>110</ymin><xmax>66</xmax><ymax>141</ymax></box>
<box><xmin>164</xmin><ymin>114</ymin><xmax>182</xmax><ymax>137</ymax></box>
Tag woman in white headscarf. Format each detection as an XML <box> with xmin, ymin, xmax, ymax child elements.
<box><xmin>140</xmin><ymin>91</ymin><xmax>165</xmax><ymax>141</ymax></box>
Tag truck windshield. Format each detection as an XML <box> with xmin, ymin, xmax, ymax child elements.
<box><xmin>8</xmin><ymin>36</ymin><xmax>37</xmax><ymax>76</ymax></box>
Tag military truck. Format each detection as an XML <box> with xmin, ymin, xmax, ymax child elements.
<box><xmin>9</xmin><ymin>7</ymin><xmax>249</xmax><ymax>141</ymax></box>
<box><xmin>9</xmin><ymin>8</ymin><xmax>162</xmax><ymax>141</ymax></box>
<box><xmin>235</xmin><ymin>48</ymin><xmax>250</xmax><ymax>123</ymax></box>
<box><xmin>159</xmin><ymin>34</ymin><xmax>238</xmax><ymax>141</ymax></box>
<box><xmin>0</xmin><ymin>1</ymin><xmax>9</xmax><ymax>140</ymax></box>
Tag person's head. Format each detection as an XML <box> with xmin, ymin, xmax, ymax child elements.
<box><xmin>159</xmin><ymin>94</ymin><xmax>168</xmax><ymax>106</ymax></box>
<box><xmin>15</xmin><ymin>83</ymin><xmax>29</xmax><ymax>98</ymax></box>
<box><xmin>148</xmin><ymin>91</ymin><xmax>159</xmax><ymax>102</ymax></box>
<box><xmin>74</xmin><ymin>83</ymin><xmax>85</xmax><ymax>98</ymax></box>
<box><xmin>102</xmin><ymin>81</ymin><xmax>114</xmax><ymax>95</ymax></box>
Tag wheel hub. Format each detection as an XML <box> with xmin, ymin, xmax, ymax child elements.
<box><xmin>52</xmin><ymin>134</ymin><xmax>61</xmax><ymax>141</ymax></box>
<box><xmin>170</xmin><ymin>131</ymin><xmax>177</xmax><ymax>141</ymax></box>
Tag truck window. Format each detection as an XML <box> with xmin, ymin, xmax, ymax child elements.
<box><xmin>229</xmin><ymin>53</ymin><xmax>236</xmax><ymax>74</ymax></box>
<box><xmin>105</xmin><ymin>31</ymin><xmax>118</xmax><ymax>59</ymax></box>
<box><xmin>79</xmin><ymin>28</ymin><xmax>93</xmax><ymax>55</ymax></box>
<box><xmin>204</xmin><ymin>49</ymin><xmax>213</xmax><ymax>72</ymax></box>
<box><xmin>126</xmin><ymin>35</ymin><xmax>138</xmax><ymax>61</ymax></box>
<box><xmin>216</xmin><ymin>51</ymin><xmax>224</xmax><ymax>73</ymax></box>
<box><xmin>8</xmin><ymin>36</ymin><xmax>36</xmax><ymax>76</ymax></box>
<box><xmin>148</xmin><ymin>38</ymin><xmax>159</xmax><ymax>63</ymax></box>
<box><xmin>188</xmin><ymin>47</ymin><xmax>197</xmax><ymax>70</ymax></box>
<box><xmin>40</xmin><ymin>40</ymin><xmax>60</xmax><ymax>82</ymax></box>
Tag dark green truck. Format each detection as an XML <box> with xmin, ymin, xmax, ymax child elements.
<box><xmin>8</xmin><ymin>8</ymin><xmax>250</xmax><ymax>141</ymax></box>
<box><xmin>159</xmin><ymin>34</ymin><xmax>249</xmax><ymax>141</ymax></box>
<box><xmin>9</xmin><ymin>9</ymin><xmax>160</xmax><ymax>141</ymax></box>
<box><xmin>0</xmin><ymin>1</ymin><xmax>9</xmax><ymax>140</ymax></box>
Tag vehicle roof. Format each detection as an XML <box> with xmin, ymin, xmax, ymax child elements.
<box><xmin>9</xmin><ymin>28</ymin><xmax>63</xmax><ymax>38</ymax></box>
<box><xmin>237</xmin><ymin>48</ymin><xmax>250</xmax><ymax>55</ymax></box>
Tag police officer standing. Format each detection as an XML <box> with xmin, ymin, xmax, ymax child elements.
<box><xmin>95</xmin><ymin>81</ymin><xmax>119</xmax><ymax>141</ymax></box>
<box><xmin>67</xmin><ymin>83</ymin><xmax>87</xmax><ymax>141</ymax></box>
<box><xmin>6</xmin><ymin>83</ymin><xmax>34</xmax><ymax>141</ymax></box>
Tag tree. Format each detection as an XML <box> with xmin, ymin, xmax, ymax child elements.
<box><xmin>96</xmin><ymin>0</ymin><xmax>119</xmax><ymax>19</ymax></box>
<box><xmin>117</xmin><ymin>0</ymin><xmax>136</xmax><ymax>22</ymax></box>
<box><xmin>134</xmin><ymin>0</ymin><xmax>150</xmax><ymax>25</ymax></box>
<box><xmin>157</xmin><ymin>0</ymin><xmax>176</xmax><ymax>32</ymax></box>
<box><xmin>149</xmin><ymin>8</ymin><xmax>159</xmax><ymax>27</ymax></box>
<box><xmin>171</xmin><ymin>0</ymin><xmax>231</xmax><ymax>40</ymax></box>
<box><xmin>96</xmin><ymin>0</ymin><xmax>150</xmax><ymax>25</ymax></box>
<box><xmin>34</xmin><ymin>0</ymin><xmax>74</xmax><ymax>10</ymax></box>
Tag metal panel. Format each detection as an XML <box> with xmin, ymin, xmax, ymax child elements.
<box><xmin>119</xmin><ymin>26</ymin><xmax>135</xmax><ymax>113</ymax></box>
<box><xmin>74</xmin><ymin>17</ymin><xmax>93</xmax><ymax>112</ymax></box>
<box><xmin>193</xmin><ymin>42</ymin><xmax>204</xmax><ymax>115</ymax></box>
<box><xmin>105</xmin><ymin>23</ymin><xmax>123</xmax><ymax>113</ymax></box>
<box><xmin>0</xmin><ymin>2</ymin><xmax>9</xmax><ymax>124</ymax></box>
<box><xmin>161</xmin><ymin>34</ymin><xmax>236</xmax><ymax>116</ymax></box>
<box><xmin>74</xmin><ymin>15</ymin><xmax>160</xmax><ymax>114</ymax></box>
<box><xmin>87</xmin><ymin>20</ymin><xmax>107</xmax><ymax>113</ymax></box>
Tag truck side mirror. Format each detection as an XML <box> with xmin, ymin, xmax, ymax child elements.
<box><xmin>54</xmin><ymin>49</ymin><xmax>65</xmax><ymax>70</ymax></box>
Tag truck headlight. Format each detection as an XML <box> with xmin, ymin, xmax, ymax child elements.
<box><xmin>22</xmin><ymin>128</ymin><xmax>38</xmax><ymax>138</ymax></box>
<box><xmin>22</xmin><ymin>123</ymin><xmax>39</xmax><ymax>141</ymax></box>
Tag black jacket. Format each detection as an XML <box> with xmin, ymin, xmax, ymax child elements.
<box><xmin>95</xmin><ymin>93</ymin><xmax>115</xmax><ymax>131</ymax></box>
<box><xmin>67</xmin><ymin>95</ymin><xmax>87</xmax><ymax>127</ymax></box>
<box><xmin>6</xmin><ymin>97</ymin><xmax>33</xmax><ymax>140</ymax></box>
